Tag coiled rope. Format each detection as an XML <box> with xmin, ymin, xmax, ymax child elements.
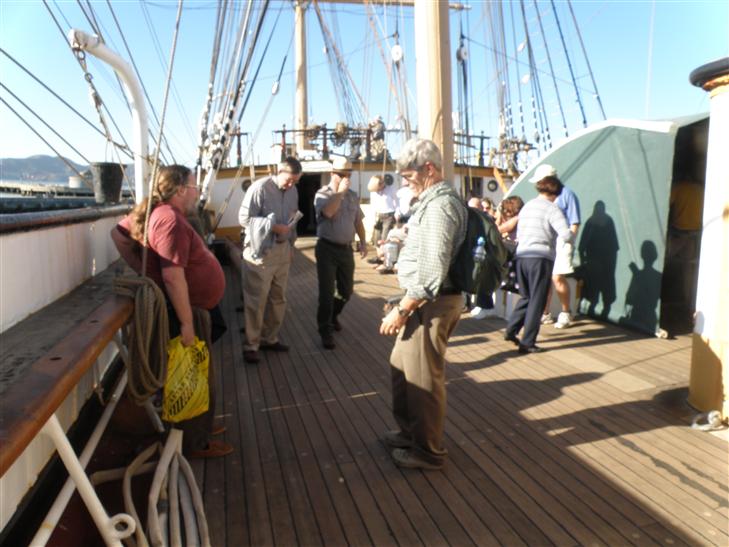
<box><xmin>113</xmin><ymin>276</ymin><xmax>168</xmax><ymax>405</ymax></box>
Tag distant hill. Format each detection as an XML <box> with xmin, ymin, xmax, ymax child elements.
<box><xmin>0</xmin><ymin>155</ymin><xmax>88</xmax><ymax>183</ymax></box>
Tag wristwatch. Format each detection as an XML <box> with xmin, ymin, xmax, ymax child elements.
<box><xmin>396</xmin><ymin>305</ymin><xmax>411</xmax><ymax>318</ymax></box>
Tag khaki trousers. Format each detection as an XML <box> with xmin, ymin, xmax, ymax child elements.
<box><xmin>390</xmin><ymin>293</ymin><xmax>463</xmax><ymax>466</ymax></box>
<box><xmin>242</xmin><ymin>242</ymin><xmax>291</xmax><ymax>351</ymax></box>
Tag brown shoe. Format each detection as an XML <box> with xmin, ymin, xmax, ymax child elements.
<box><xmin>211</xmin><ymin>425</ymin><xmax>227</xmax><ymax>436</ymax></box>
<box><xmin>382</xmin><ymin>430</ymin><xmax>412</xmax><ymax>449</ymax></box>
<box><xmin>243</xmin><ymin>350</ymin><xmax>260</xmax><ymax>364</ymax></box>
<box><xmin>391</xmin><ymin>448</ymin><xmax>442</xmax><ymax>470</ymax></box>
<box><xmin>260</xmin><ymin>341</ymin><xmax>289</xmax><ymax>352</ymax></box>
<box><xmin>188</xmin><ymin>440</ymin><xmax>233</xmax><ymax>459</ymax></box>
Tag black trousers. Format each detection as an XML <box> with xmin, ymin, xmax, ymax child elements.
<box><xmin>315</xmin><ymin>238</ymin><xmax>354</xmax><ymax>336</ymax></box>
<box><xmin>506</xmin><ymin>257</ymin><xmax>553</xmax><ymax>348</ymax></box>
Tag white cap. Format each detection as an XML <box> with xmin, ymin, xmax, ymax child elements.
<box><xmin>330</xmin><ymin>156</ymin><xmax>353</xmax><ymax>173</ymax></box>
<box><xmin>529</xmin><ymin>164</ymin><xmax>558</xmax><ymax>183</ymax></box>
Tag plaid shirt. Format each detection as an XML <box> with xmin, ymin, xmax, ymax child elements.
<box><xmin>397</xmin><ymin>182</ymin><xmax>467</xmax><ymax>300</ymax></box>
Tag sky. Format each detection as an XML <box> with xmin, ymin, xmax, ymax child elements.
<box><xmin>0</xmin><ymin>0</ymin><xmax>727</xmax><ymax>175</ymax></box>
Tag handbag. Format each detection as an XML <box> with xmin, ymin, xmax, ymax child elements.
<box><xmin>162</xmin><ymin>336</ymin><xmax>210</xmax><ymax>423</ymax></box>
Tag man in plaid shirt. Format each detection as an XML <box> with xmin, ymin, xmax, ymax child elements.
<box><xmin>379</xmin><ymin>138</ymin><xmax>467</xmax><ymax>471</ymax></box>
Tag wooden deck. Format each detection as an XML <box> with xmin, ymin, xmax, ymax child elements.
<box><xmin>194</xmin><ymin>239</ymin><xmax>727</xmax><ymax>547</ymax></box>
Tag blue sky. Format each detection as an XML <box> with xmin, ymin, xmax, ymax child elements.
<box><xmin>0</xmin><ymin>0</ymin><xmax>727</xmax><ymax>171</ymax></box>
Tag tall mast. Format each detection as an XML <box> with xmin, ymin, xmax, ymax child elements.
<box><xmin>414</xmin><ymin>0</ymin><xmax>454</xmax><ymax>182</ymax></box>
<box><xmin>294</xmin><ymin>1</ymin><xmax>308</xmax><ymax>154</ymax></box>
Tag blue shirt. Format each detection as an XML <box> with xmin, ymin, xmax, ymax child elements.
<box><xmin>555</xmin><ymin>185</ymin><xmax>581</xmax><ymax>226</ymax></box>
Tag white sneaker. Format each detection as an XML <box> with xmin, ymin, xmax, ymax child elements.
<box><xmin>540</xmin><ymin>313</ymin><xmax>555</xmax><ymax>325</ymax></box>
<box><xmin>554</xmin><ymin>312</ymin><xmax>572</xmax><ymax>329</ymax></box>
<box><xmin>471</xmin><ymin>307</ymin><xmax>497</xmax><ymax>319</ymax></box>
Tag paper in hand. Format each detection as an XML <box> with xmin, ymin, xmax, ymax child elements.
<box><xmin>288</xmin><ymin>210</ymin><xmax>304</xmax><ymax>228</ymax></box>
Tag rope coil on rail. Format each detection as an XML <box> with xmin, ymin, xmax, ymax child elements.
<box><xmin>113</xmin><ymin>276</ymin><xmax>168</xmax><ymax>405</ymax></box>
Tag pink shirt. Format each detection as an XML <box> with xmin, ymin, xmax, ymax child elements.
<box><xmin>118</xmin><ymin>204</ymin><xmax>225</xmax><ymax>309</ymax></box>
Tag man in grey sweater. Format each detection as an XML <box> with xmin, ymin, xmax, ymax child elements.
<box><xmin>504</xmin><ymin>174</ymin><xmax>573</xmax><ymax>353</ymax></box>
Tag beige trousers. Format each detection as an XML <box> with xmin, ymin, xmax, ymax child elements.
<box><xmin>390</xmin><ymin>293</ymin><xmax>463</xmax><ymax>466</ymax></box>
<box><xmin>242</xmin><ymin>242</ymin><xmax>291</xmax><ymax>351</ymax></box>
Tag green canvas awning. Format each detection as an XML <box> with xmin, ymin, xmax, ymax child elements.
<box><xmin>508</xmin><ymin>114</ymin><xmax>709</xmax><ymax>335</ymax></box>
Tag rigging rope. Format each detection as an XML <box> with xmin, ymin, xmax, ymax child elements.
<box><xmin>104</xmin><ymin>0</ymin><xmax>177</xmax><ymax>163</ymax></box>
<box><xmin>43</xmin><ymin>0</ymin><xmax>136</xmax><ymax>164</ymax></box>
<box><xmin>518</xmin><ymin>0</ymin><xmax>551</xmax><ymax>153</ymax></box>
<box><xmin>567</xmin><ymin>0</ymin><xmax>606</xmax><ymax>119</ymax></box>
<box><xmin>201</xmin><ymin>0</ymin><xmax>270</xmax><ymax>201</ymax></box>
<box><xmin>363</xmin><ymin>1</ymin><xmax>409</xmax><ymax>139</ymax></box>
<box><xmin>313</xmin><ymin>0</ymin><xmax>368</xmax><ymax>127</ymax></box>
<box><xmin>0</xmin><ymin>97</ymin><xmax>88</xmax><ymax>182</ymax></box>
<box><xmin>236</xmin><ymin>4</ymin><xmax>284</xmax><ymax>124</ymax></box>
<box><xmin>509</xmin><ymin>1</ymin><xmax>525</xmax><ymax>141</ymax></box>
<box><xmin>142</xmin><ymin>0</ymin><xmax>184</xmax><ymax>277</ymax></box>
<box><xmin>549</xmin><ymin>0</ymin><xmax>587</xmax><ymax>128</ymax></box>
<box><xmin>211</xmin><ymin>33</ymin><xmax>293</xmax><ymax>233</ymax></box>
<box><xmin>0</xmin><ymin>47</ymin><xmax>132</xmax><ymax>158</ymax></box>
<box><xmin>197</xmin><ymin>0</ymin><xmax>227</xmax><ymax>170</ymax></box>
<box><xmin>1</xmin><ymin>83</ymin><xmax>91</xmax><ymax>166</ymax></box>
<box><xmin>140</xmin><ymin>0</ymin><xmax>197</xmax><ymax>145</ymax></box>
<box><xmin>534</xmin><ymin>0</ymin><xmax>569</xmax><ymax>139</ymax></box>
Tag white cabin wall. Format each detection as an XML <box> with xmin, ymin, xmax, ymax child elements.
<box><xmin>0</xmin><ymin>215</ymin><xmax>122</xmax><ymax>333</ymax></box>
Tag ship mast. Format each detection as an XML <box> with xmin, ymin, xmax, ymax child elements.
<box><xmin>294</xmin><ymin>1</ymin><xmax>309</xmax><ymax>154</ymax></box>
<box><xmin>295</xmin><ymin>0</ymin><xmax>461</xmax><ymax>182</ymax></box>
<box><xmin>414</xmin><ymin>0</ymin><xmax>454</xmax><ymax>182</ymax></box>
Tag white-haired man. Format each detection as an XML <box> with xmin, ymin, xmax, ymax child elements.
<box><xmin>379</xmin><ymin>138</ymin><xmax>467</xmax><ymax>471</ymax></box>
<box><xmin>238</xmin><ymin>156</ymin><xmax>302</xmax><ymax>364</ymax></box>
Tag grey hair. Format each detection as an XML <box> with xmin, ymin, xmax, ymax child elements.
<box><xmin>396</xmin><ymin>138</ymin><xmax>442</xmax><ymax>172</ymax></box>
<box><xmin>278</xmin><ymin>156</ymin><xmax>303</xmax><ymax>174</ymax></box>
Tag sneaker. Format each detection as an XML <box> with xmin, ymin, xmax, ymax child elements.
<box><xmin>382</xmin><ymin>430</ymin><xmax>413</xmax><ymax>449</ymax></box>
<box><xmin>540</xmin><ymin>313</ymin><xmax>555</xmax><ymax>325</ymax></box>
<box><xmin>188</xmin><ymin>440</ymin><xmax>234</xmax><ymax>459</ymax></box>
<box><xmin>518</xmin><ymin>344</ymin><xmax>545</xmax><ymax>354</ymax></box>
<box><xmin>554</xmin><ymin>312</ymin><xmax>572</xmax><ymax>329</ymax></box>
<box><xmin>391</xmin><ymin>448</ymin><xmax>443</xmax><ymax>470</ymax></box>
<box><xmin>470</xmin><ymin>306</ymin><xmax>484</xmax><ymax>318</ymax></box>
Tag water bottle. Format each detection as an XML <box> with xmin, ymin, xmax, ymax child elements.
<box><xmin>383</xmin><ymin>240</ymin><xmax>399</xmax><ymax>269</ymax></box>
<box><xmin>472</xmin><ymin>236</ymin><xmax>487</xmax><ymax>264</ymax></box>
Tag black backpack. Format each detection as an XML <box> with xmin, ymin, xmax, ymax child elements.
<box><xmin>449</xmin><ymin>207</ymin><xmax>509</xmax><ymax>295</ymax></box>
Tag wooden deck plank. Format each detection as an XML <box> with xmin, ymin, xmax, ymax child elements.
<box><xmin>461</xmin><ymin>344</ymin><xmax>726</xmax><ymax>546</ymax></box>
<box><xmin>203</xmin><ymin>241</ymin><xmax>728</xmax><ymax>546</ymax></box>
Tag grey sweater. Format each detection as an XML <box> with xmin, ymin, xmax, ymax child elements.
<box><xmin>515</xmin><ymin>195</ymin><xmax>573</xmax><ymax>261</ymax></box>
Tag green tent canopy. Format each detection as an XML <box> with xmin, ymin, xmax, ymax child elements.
<box><xmin>507</xmin><ymin>114</ymin><xmax>709</xmax><ymax>335</ymax></box>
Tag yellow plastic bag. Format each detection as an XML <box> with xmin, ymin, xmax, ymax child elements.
<box><xmin>162</xmin><ymin>336</ymin><xmax>209</xmax><ymax>423</ymax></box>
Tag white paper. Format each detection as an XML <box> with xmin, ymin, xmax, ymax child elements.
<box><xmin>288</xmin><ymin>210</ymin><xmax>304</xmax><ymax>228</ymax></box>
